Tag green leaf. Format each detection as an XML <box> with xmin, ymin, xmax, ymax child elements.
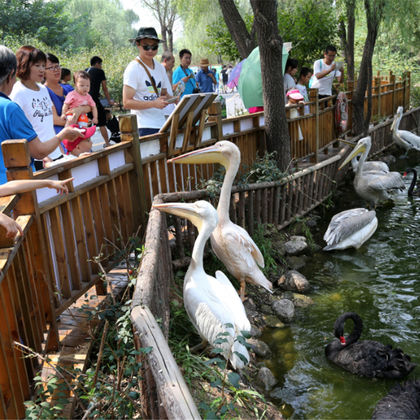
<box><xmin>227</xmin><ymin>372</ymin><xmax>241</xmax><ymax>388</ymax></box>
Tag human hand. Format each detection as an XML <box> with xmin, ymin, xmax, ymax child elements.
<box><xmin>330</xmin><ymin>62</ymin><xmax>336</xmax><ymax>71</ymax></box>
<box><xmin>0</xmin><ymin>213</ymin><xmax>23</xmax><ymax>240</ymax></box>
<box><xmin>92</xmin><ymin>117</ymin><xmax>98</xmax><ymax>125</ymax></box>
<box><xmin>58</xmin><ymin>126</ymin><xmax>84</xmax><ymax>142</ymax></box>
<box><xmin>153</xmin><ymin>97</ymin><xmax>169</xmax><ymax>109</ymax></box>
<box><xmin>47</xmin><ymin>177</ymin><xmax>74</xmax><ymax>194</ymax></box>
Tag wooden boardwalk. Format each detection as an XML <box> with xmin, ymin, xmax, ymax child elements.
<box><xmin>40</xmin><ymin>265</ymin><xmax>129</xmax><ymax>418</ymax></box>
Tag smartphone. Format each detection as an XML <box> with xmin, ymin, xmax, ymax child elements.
<box><xmin>166</xmin><ymin>96</ymin><xmax>178</xmax><ymax>104</ymax></box>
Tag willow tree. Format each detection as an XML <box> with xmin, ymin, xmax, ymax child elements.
<box><xmin>140</xmin><ymin>0</ymin><xmax>177</xmax><ymax>52</ymax></box>
<box><xmin>218</xmin><ymin>0</ymin><xmax>291</xmax><ymax>171</ymax></box>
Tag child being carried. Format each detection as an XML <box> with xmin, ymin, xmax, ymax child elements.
<box><xmin>61</xmin><ymin>70</ymin><xmax>98</xmax><ymax>129</ymax></box>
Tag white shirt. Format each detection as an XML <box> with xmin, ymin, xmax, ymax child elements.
<box><xmin>311</xmin><ymin>59</ymin><xmax>341</xmax><ymax>96</ymax></box>
<box><xmin>123</xmin><ymin>57</ymin><xmax>170</xmax><ymax>129</ymax></box>
<box><xmin>10</xmin><ymin>81</ymin><xmax>61</xmax><ymax>159</ymax></box>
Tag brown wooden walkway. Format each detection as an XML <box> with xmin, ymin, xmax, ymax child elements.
<box><xmin>40</xmin><ymin>265</ymin><xmax>129</xmax><ymax>418</ymax></box>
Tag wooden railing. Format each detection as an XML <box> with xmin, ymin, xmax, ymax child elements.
<box><xmin>0</xmin><ymin>73</ymin><xmax>415</xmax><ymax>418</ymax></box>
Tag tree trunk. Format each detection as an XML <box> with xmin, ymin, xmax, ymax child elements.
<box><xmin>250</xmin><ymin>0</ymin><xmax>291</xmax><ymax>171</ymax></box>
<box><xmin>218</xmin><ymin>0</ymin><xmax>256</xmax><ymax>59</ymax></box>
<box><xmin>339</xmin><ymin>0</ymin><xmax>355</xmax><ymax>81</ymax></box>
<box><xmin>351</xmin><ymin>0</ymin><xmax>384</xmax><ymax>135</ymax></box>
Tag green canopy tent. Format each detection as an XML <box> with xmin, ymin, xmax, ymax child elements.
<box><xmin>238</xmin><ymin>42</ymin><xmax>292</xmax><ymax>109</ymax></box>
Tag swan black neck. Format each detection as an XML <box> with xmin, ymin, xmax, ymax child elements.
<box><xmin>334</xmin><ymin>312</ymin><xmax>363</xmax><ymax>346</ymax></box>
<box><xmin>405</xmin><ymin>168</ymin><xmax>418</xmax><ymax>196</ymax></box>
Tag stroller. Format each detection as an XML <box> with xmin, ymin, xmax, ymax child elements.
<box><xmin>105</xmin><ymin>110</ymin><xmax>121</xmax><ymax>143</ymax></box>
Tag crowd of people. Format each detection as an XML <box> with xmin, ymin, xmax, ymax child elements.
<box><xmin>0</xmin><ymin>26</ymin><xmax>344</xmax><ymax>191</ymax></box>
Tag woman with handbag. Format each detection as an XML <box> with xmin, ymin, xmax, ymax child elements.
<box><xmin>172</xmin><ymin>49</ymin><xmax>199</xmax><ymax>97</ymax></box>
<box><xmin>123</xmin><ymin>27</ymin><xmax>171</xmax><ymax>137</ymax></box>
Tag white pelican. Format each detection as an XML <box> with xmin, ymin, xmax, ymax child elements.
<box><xmin>391</xmin><ymin>106</ymin><xmax>420</xmax><ymax>152</ymax></box>
<box><xmin>323</xmin><ymin>208</ymin><xmax>378</xmax><ymax>251</ymax></box>
<box><xmin>339</xmin><ymin>136</ymin><xmax>405</xmax><ymax>207</ymax></box>
<box><xmin>351</xmin><ymin>156</ymin><xmax>389</xmax><ymax>174</ymax></box>
<box><xmin>168</xmin><ymin>141</ymin><xmax>273</xmax><ymax>300</ymax></box>
<box><xmin>153</xmin><ymin>200</ymin><xmax>251</xmax><ymax>370</ymax></box>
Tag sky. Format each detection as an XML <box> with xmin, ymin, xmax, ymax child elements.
<box><xmin>120</xmin><ymin>0</ymin><xmax>182</xmax><ymax>38</ymax></box>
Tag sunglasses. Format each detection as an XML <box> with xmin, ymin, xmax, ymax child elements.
<box><xmin>141</xmin><ymin>44</ymin><xmax>159</xmax><ymax>51</ymax></box>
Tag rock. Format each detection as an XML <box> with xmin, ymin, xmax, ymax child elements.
<box><xmin>257</xmin><ymin>367</ymin><xmax>277</xmax><ymax>391</ymax></box>
<box><xmin>243</xmin><ymin>297</ymin><xmax>256</xmax><ymax>312</ymax></box>
<box><xmin>263</xmin><ymin>315</ymin><xmax>285</xmax><ymax>328</ymax></box>
<box><xmin>284</xmin><ymin>237</ymin><xmax>308</xmax><ymax>256</ymax></box>
<box><xmin>286</xmin><ymin>255</ymin><xmax>308</xmax><ymax>270</ymax></box>
<box><xmin>250</xmin><ymin>324</ymin><xmax>262</xmax><ymax>338</ymax></box>
<box><xmin>270</xmin><ymin>387</ymin><xmax>284</xmax><ymax>400</ymax></box>
<box><xmin>272</xmin><ymin>299</ymin><xmax>295</xmax><ymax>322</ymax></box>
<box><xmin>277</xmin><ymin>270</ymin><xmax>310</xmax><ymax>293</ymax></box>
<box><xmin>292</xmin><ymin>293</ymin><xmax>314</xmax><ymax>307</ymax></box>
<box><xmin>306</xmin><ymin>216</ymin><xmax>320</xmax><ymax>228</ymax></box>
<box><xmin>260</xmin><ymin>304</ymin><xmax>273</xmax><ymax>315</ymax></box>
<box><xmin>248</xmin><ymin>338</ymin><xmax>272</xmax><ymax>358</ymax></box>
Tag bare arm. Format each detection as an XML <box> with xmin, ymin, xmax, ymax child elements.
<box><xmin>91</xmin><ymin>104</ymin><xmax>98</xmax><ymax>124</ymax></box>
<box><xmin>0</xmin><ymin>178</ymin><xmax>74</xmax><ymax>196</ymax></box>
<box><xmin>101</xmin><ymin>80</ymin><xmax>114</xmax><ymax>105</ymax></box>
<box><xmin>28</xmin><ymin>126</ymin><xmax>83</xmax><ymax>159</ymax></box>
<box><xmin>52</xmin><ymin>104</ymin><xmax>65</xmax><ymax>127</ymax></box>
<box><xmin>122</xmin><ymin>85</ymin><xmax>168</xmax><ymax>110</ymax></box>
<box><xmin>315</xmin><ymin>62</ymin><xmax>336</xmax><ymax>80</ymax></box>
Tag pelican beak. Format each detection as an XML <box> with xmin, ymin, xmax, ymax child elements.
<box><xmin>153</xmin><ymin>202</ymin><xmax>203</xmax><ymax>230</ymax></box>
<box><xmin>339</xmin><ymin>139</ymin><xmax>356</xmax><ymax>148</ymax></box>
<box><xmin>338</xmin><ymin>143</ymin><xmax>367</xmax><ymax>170</ymax></box>
<box><xmin>167</xmin><ymin>144</ymin><xmax>229</xmax><ymax>167</ymax></box>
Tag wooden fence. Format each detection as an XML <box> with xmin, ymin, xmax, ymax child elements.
<box><xmin>0</xmin><ymin>73</ymin><xmax>415</xmax><ymax>418</ymax></box>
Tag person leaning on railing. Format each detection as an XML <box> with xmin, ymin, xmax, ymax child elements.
<box><xmin>0</xmin><ymin>45</ymin><xmax>83</xmax><ymax>185</ymax></box>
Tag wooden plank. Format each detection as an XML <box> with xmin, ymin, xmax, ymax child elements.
<box><xmin>80</xmin><ymin>192</ymin><xmax>99</xmax><ymax>272</ymax></box>
<box><xmin>131</xmin><ymin>305</ymin><xmax>201</xmax><ymax>420</ymax></box>
<box><xmin>49</xmin><ymin>207</ymin><xmax>71</xmax><ymax>299</ymax></box>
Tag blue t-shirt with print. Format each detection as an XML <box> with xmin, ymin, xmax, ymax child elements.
<box><xmin>0</xmin><ymin>93</ymin><xmax>37</xmax><ymax>184</ymax></box>
<box><xmin>172</xmin><ymin>66</ymin><xmax>196</xmax><ymax>97</ymax></box>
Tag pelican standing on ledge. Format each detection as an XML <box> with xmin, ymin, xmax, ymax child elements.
<box><xmin>153</xmin><ymin>200</ymin><xmax>251</xmax><ymax>370</ymax></box>
<box><xmin>391</xmin><ymin>106</ymin><xmax>420</xmax><ymax>152</ymax></box>
<box><xmin>339</xmin><ymin>136</ymin><xmax>405</xmax><ymax>207</ymax></box>
<box><xmin>323</xmin><ymin>208</ymin><xmax>378</xmax><ymax>251</ymax></box>
<box><xmin>168</xmin><ymin>141</ymin><xmax>273</xmax><ymax>300</ymax></box>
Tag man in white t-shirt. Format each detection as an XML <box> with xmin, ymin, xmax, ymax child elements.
<box><xmin>311</xmin><ymin>45</ymin><xmax>343</xmax><ymax>100</ymax></box>
<box><xmin>123</xmin><ymin>27</ymin><xmax>170</xmax><ymax>136</ymax></box>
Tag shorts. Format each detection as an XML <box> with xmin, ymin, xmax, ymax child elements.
<box><xmin>88</xmin><ymin>97</ymin><xmax>106</xmax><ymax>126</ymax></box>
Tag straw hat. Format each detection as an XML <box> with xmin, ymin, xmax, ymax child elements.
<box><xmin>199</xmin><ymin>58</ymin><xmax>210</xmax><ymax>66</ymax></box>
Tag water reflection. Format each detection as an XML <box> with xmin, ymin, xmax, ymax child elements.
<box><xmin>262</xmin><ymin>160</ymin><xmax>420</xmax><ymax>419</ymax></box>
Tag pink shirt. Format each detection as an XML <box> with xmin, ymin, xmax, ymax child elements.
<box><xmin>64</xmin><ymin>90</ymin><xmax>96</xmax><ymax>110</ymax></box>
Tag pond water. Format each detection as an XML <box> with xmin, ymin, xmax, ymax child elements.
<box><xmin>262</xmin><ymin>158</ymin><xmax>420</xmax><ymax>419</ymax></box>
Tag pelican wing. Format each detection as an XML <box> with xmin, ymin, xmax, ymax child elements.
<box><xmin>219</xmin><ymin>223</ymin><xmax>265</xmax><ymax>268</ymax></box>
<box><xmin>398</xmin><ymin>130</ymin><xmax>420</xmax><ymax>150</ymax></box>
<box><xmin>363</xmin><ymin>171</ymin><xmax>405</xmax><ymax>193</ymax></box>
<box><xmin>324</xmin><ymin>208</ymin><xmax>376</xmax><ymax>246</ymax></box>
<box><xmin>215</xmin><ymin>270</ymin><xmax>251</xmax><ymax>332</ymax></box>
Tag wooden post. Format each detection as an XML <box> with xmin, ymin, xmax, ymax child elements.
<box><xmin>119</xmin><ymin>115</ymin><xmax>147</xmax><ymax>237</ymax></box>
<box><xmin>402</xmin><ymin>72</ymin><xmax>408</xmax><ymax>111</ymax></box>
<box><xmin>208</xmin><ymin>102</ymin><xmax>222</xmax><ymax>141</ymax></box>
<box><xmin>405</xmin><ymin>71</ymin><xmax>411</xmax><ymax>109</ymax></box>
<box><xmin>308</xmin><ymin>89</ymin><xmax>318</xmax><ymax>163</ymax></box>
<box><xmin>346</xmin><ymin>80</ymin><xmax>354</xmax><ymax>133</ymax></box>
<box><xmin>310</xmin><ymin>88</ymin><xmax>320</xmax><ymax>163</ymax></box>
<box><xmin>374</xmin><ymin>76</ymin><xmax>381</xmax><ymax>119</ymax></box>
<box><xmin>1</xmin><ymin>140</ymin><xmax>60</xmax><ymax>351</ymax></box>
<box><xmin>390</xmin><ymin>74</ymin><xmax>396</xmax><ymax>114</ymax></box>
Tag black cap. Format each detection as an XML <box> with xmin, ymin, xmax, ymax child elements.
<box><xmin>129</xmin><ymin>27</ymin><xmax>163</xmax><ymax>43</ymax></box>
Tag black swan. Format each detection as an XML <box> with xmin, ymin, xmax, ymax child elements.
<box><xmin>325</xmin><ymin>312</ymin><xmax>416</xmax><ymax>379</ymax></box>
<box><xmin>372</xmin><ymin>380</ymin><xmax>420</xmax><ymax>419</ymax></box>
<box><xmin>403</xmin><ymin>168</ymin><xmax>420</xmax><ymax>196</ymax></box>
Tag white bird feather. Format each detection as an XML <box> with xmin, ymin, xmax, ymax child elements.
<box><xmin>168</xmin><ymin>141</ymin><xmax>273</xmax><ymax>300</ymax></box>
<box><xmin>339</xmin><ymin>136</ymin><xmax>405</xmax><ymax>206</ymax></box>
<box><xmin>391</xmin><ymin>106</ymin><xmax>420</xmax><ymax>152</ymax></box>
<box><xmin>154</xmin><ymin>200</ymin><xmax>251</xmax><ymax>370</ymax></box>
<box><xmin>323</xmin><ymin>208</ymin><xmax>378</xmax><ymax>250</ymax></box>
